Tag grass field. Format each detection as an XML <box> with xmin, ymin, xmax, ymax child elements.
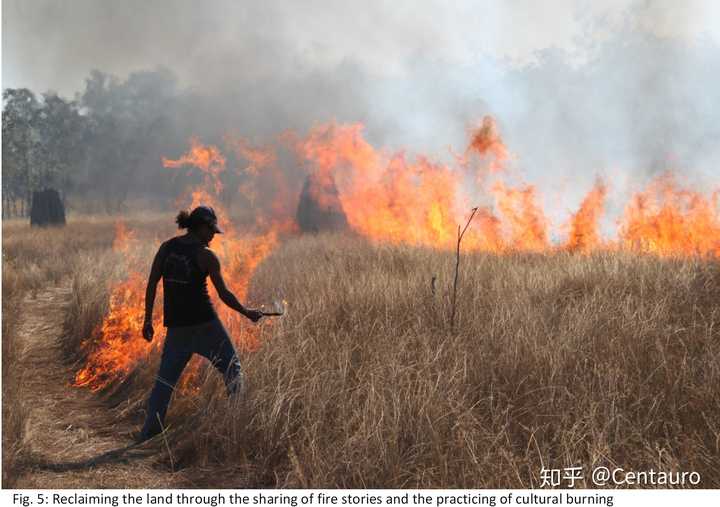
<box><xmin>2</xmin><ymin>215</ymin><xmax>719</xmax><ymax>488</ymax></box>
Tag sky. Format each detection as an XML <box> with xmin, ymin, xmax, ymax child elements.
<box><xmin>2</xmin><ymin>0</ymin><xmax>720</xmax><ymax>229</ymax></box>
<box><xmin>4</xmin><ymin>0</ymin><xmax>720</xmax><ymax>95</ymax></box>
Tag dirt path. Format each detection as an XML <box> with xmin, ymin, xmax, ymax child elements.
<box><xmin>13</xmin><ymin>286</ymin><xmax>189</xmax><ymax>488</ymax></box>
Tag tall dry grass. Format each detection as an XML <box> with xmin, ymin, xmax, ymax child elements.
<box><xmin>57</xmin><ymin>224</ymin><xmax>720</xmax><ymax>488</ymax></box>
<box><xmin>4</xmin><ymin>216</ymin><xmax>720</xmax><ymax>487</ymax></box>
<box><xmin>2</xmin><ymin>240</ymin><xmax>28</xmax><ymax>487</ymax></box>
<box><xmin>1</xmin><ymin>217</ymin><xmax>133</xmax><ymax>485</ymax></box>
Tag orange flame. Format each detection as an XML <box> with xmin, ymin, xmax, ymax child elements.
<box><xmin>564</xmin><ymin>179</ymin><xmax>608</xmax><ymax>253</ymax></box>
<box><xmin>619</xmin><ymin>173</ymin><xmax>720</xmax><ymax>257</ymax></box>
<box><xmin>225</xmin><ymin>135</ymin><xmax>303</xmax><ymax>220</ymax></box>
<box><xmin>295</xmin><ymin>123</ymin><xmax>472</xmax><ymax>248</ymax></box>
<box><xmin>162</xmin><ymin>137</ymin><xmax>226</xmax><ymax>194</ymax></box>
<box><xmin>75</xmin><ymin>120</ymin><xmax>720</xmax><ymax>392</ymax></box>
<box><xmin>74</xmin><ymin>221</ymin><xmax>161</xmax><ymax>391</ymax></box>
<box><xmin>490</xmin><ymin>181</ymin><xmax>549</xmax><ymax>252</ymax></box>
<box><xmin>466</xmin><ymin>116</ymin><xmax>509</xmax><ymax>173</ymax></box>
<box><xmin>75</xmin><ymin>150</ymin><xmax>291</xmax><ymax>391</ymax></box>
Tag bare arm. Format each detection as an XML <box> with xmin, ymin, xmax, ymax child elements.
<box><xmin>142</xmin><ymin>243</ymin><xmax>166</xmax><ymax>341</ymax></box>
<box><xmin>202</xmin><ymin>249</ymin><xmax>262</xmax><ymax>322</ymax></box>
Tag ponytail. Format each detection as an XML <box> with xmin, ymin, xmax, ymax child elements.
<box><xmin>176</xmin><ymin>210</ymin><xmax>192</xmax><ymax>229</ymax></box>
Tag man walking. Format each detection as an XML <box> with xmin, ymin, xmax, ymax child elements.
<box><xmin>138</xmin><ymin>205</ymin><xmax>263</xmax><ymax>441</ymax></box>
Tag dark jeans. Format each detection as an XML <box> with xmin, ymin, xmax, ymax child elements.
<box><xmin>140</xmin><ymin>318</ymin><xmax>242</xmax><ymax>439</ymax></box>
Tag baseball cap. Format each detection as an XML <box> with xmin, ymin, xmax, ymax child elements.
<box><xmin>189</xmin><ymin>205</ymin><xmax>223</xmax><ymax>233</ymax></box>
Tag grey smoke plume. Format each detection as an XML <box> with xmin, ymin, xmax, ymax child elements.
<box><xmin>3</xmin><ymin>0</ymin><xmax>719</xmax><ymax>229</ymax></box>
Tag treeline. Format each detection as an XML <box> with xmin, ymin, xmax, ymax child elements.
<box><xmin>2</xmin><ymin>68</ymin><xmax>200</xmax><ymax>217</ymax></box>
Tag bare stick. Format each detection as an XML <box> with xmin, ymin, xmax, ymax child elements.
<box><xmin>157</xmin><ymin>415</ymin><xmax>175</xmax><ymax>472</ymax></box>
<box><xmin>450</xmin><ymin>207</ymin><xmax>478</xmax><ymax>333</ymax></box>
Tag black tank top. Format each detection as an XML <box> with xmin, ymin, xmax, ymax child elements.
<box><xmin>161</xmin><ymin>236</ymin><xmax>217</xmax><ymax>327</ymax></box>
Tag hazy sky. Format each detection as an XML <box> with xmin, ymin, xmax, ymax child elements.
<box><xmin>3</xmin><ymin>0</ymin><xmax>719</xmax><ymax>230</ymax></box>
<box><xmin>4</xmin><ymin>0</ymin><xmax>720</xmax><ymax>95</ymax></box>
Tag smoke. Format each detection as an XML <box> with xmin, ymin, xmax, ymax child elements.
<box><xmin>3</xmin><ymin>0</ymin><xmax>719</xmax><ymax>231</ymax></box>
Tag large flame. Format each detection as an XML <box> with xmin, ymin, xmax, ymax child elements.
<box><xmin>564</xmin><ymin>179</ymin><xmax>608</xmax><ymax>253</ymax></box>
<box><xmin>490</xmin><ymin>181</ymin><xmax>549</xmax><ymax>252</ymax></box>
<box><xmin>295</xmin><ymin>121</ymin><xmax>496</xmax><ymax>249</ymax></box>
<box><xmin>619</xmin><ymin>173</ymin><xmax>720</xmax><ymax>257</ymax></box>
<box><xmin>74</xmin><ymin>143</ymin><xmax>292</xmax><ymax>391</ymax></box>
<box><xmin>74</xmin><ymin>222</ymin><xmax>162</xmax><ymax>391</ymax></box>
<box><xmin>74</xmin><ymin>117</ymin><xmax>719</xmax><ymax>392</ymax></box>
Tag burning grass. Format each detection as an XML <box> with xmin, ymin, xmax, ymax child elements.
<box><xmin>20</xmin><ymin>217</ymin><xmax>716</xmax><ymax>488</ymax></box>
<box><xmin>5</xmin><ymin>114</ymin><xmax>719</xmax><ymax>487</ymax></box>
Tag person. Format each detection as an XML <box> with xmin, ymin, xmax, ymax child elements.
<box><xmin>138</xmin><ymin>205</ymin><xmax>263</xmax><ymax>442</ymax></box>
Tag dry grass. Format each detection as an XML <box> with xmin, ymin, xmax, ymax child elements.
<box><xmin>3</xmin><ymin>216</ymin><xmax>720</xmax><ymax>488</ymax></box>
<box><xmin>2</xmin><ymin>242</ymin><xmax>27</xmax><ymax>488</ymax></box>
<box><xmin>172</xmin><ymin>236</ymin><xmax>720</xmax><ymax>487</ymax></box>
<box><xmin>2</xmin><ymin>218</ymin><xmax>119</xmax><ymax>486</ymax></box>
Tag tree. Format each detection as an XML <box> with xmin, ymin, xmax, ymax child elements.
<box><xmin>3</xmin><ymin>89</ymin><xmax>89</xmax><ymax>217</ymax></box>
<box><xmin>2</xmin><ymin>89</ymin><xmax>39</xmax><ymax>217</ymax></box>
<box><xmin>3</xmin><ymin>67</ymin><xmax>188</xmax><ymax>216</ymax></box>
<box><xmin>33</xmin><ymin>93</ymin><xmax>88</xmax><ymax>201</ymax></box>
<box><xmin>78</xmin><ymin>68</ymin><xmax>179</xmax><ymax>212</ymax></box>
